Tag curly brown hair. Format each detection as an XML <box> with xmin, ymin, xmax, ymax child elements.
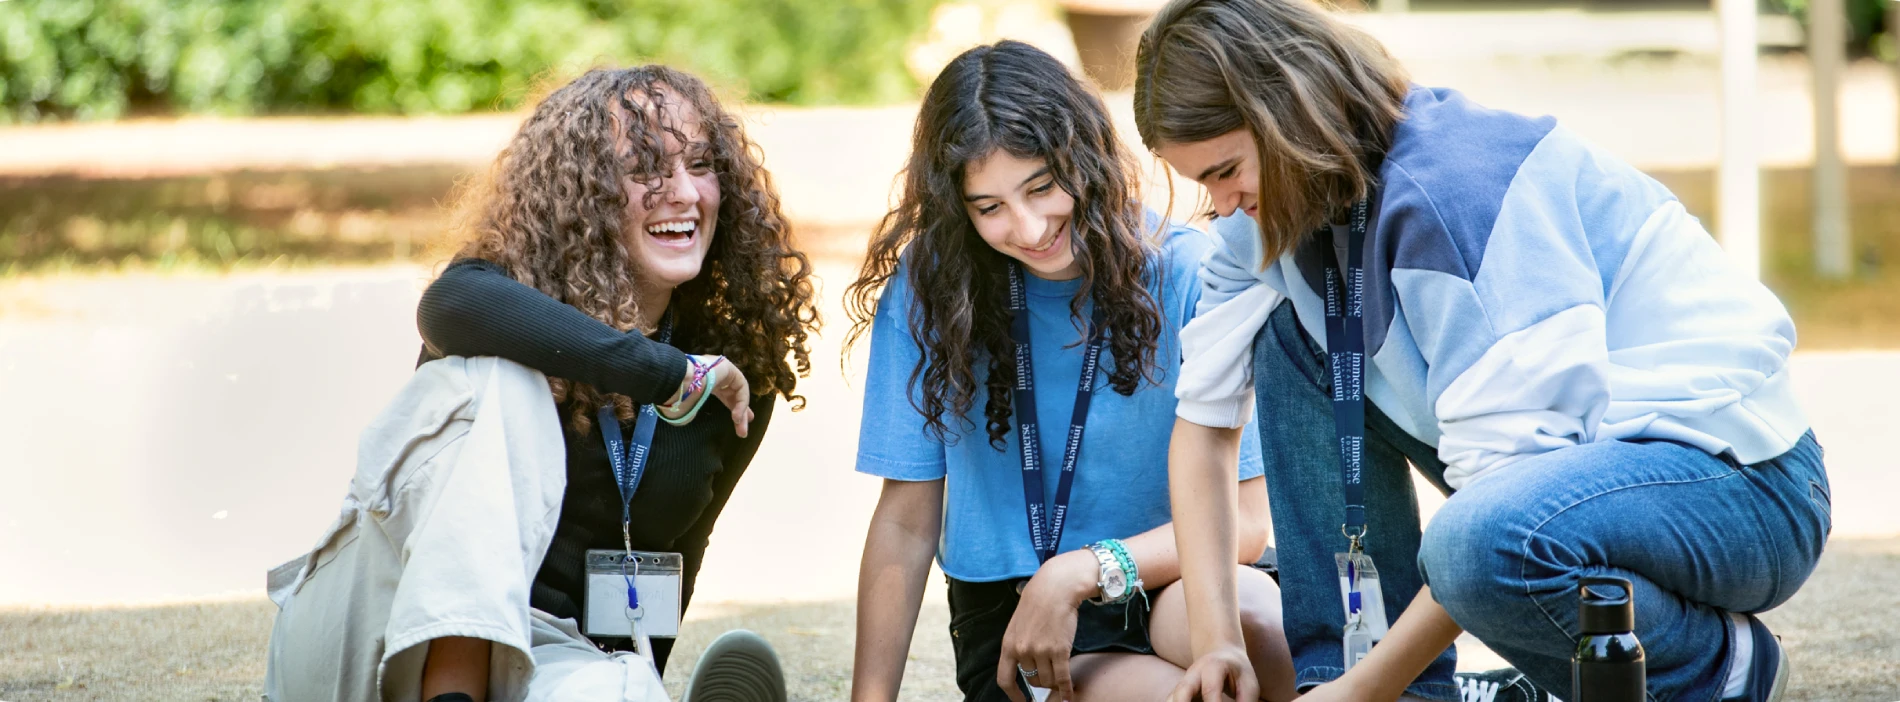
<box><xmin>844</xmin><ymin>41</ymin><xmax>1164</xmax><ymax>448</ymax></box>
<box><xmin>447</xmin><ymin>65</ymin><xmax>819</xmax><ymax>436</ymax></box>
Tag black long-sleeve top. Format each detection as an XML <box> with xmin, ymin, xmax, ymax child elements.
<box><xmin>416</xmin><ymin>258</ymin><xmax>773</xmax><ymax>670</ymax></box>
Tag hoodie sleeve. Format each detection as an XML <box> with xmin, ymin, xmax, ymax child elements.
<box><xmin>1385</xmin><ymin>136</ymin><xmax>1614</xmax><ymax>490</ymax></box>
<box><xmin>1174</xmin><ymin>214</ymin><xmax>1284</xmax><ymax>429</ymax></box>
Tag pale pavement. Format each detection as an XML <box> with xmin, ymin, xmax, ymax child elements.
<box><xmin>3</xmin><ymin>34</ymin><xmax>1896</xmax><ymax>688</ymax></box>
<box><xmin>0</xmin><ymin>263</ymin><xmax>1892</xmax><ymax>611</ymax></box>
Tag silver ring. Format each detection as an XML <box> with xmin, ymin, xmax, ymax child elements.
<box><xmin>1017</xmin><ymin>665</ymin><xmax>1038</xmax><ymax>678</ymax></box>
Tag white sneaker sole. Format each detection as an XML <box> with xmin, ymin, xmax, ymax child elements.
<box><xmin>1764</xmin><ymin>639</ymin><xmax>1790</xmax><ymax>702</ymax></box>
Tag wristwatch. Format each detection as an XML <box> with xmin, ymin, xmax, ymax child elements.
<box><xmin>1086</xmin><ymin>543</ymin><xmax>1132</xmax><ymax>604</ymax></box>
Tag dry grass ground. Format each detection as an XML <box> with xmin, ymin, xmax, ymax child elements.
<box><xmin>6</xmin><ymin>163</ymin><xmax>1896</xmax><ymax>348</ymax></box>
<box><xmin>1648</xmin><ymin>165</ymin><xmax>1900</xmax><ymax>349</ymax></box>
<box><xmin>3</xmin><ymin>539</ymin><xmax>1895</xmax><ymax>702</ymax></box>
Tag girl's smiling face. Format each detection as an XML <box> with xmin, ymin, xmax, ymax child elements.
<box><xmin>1154</xmin><ymin>128</ymin><xmax>1260</xmax><ymax>221</ymax></box>
<box><xmin>618</xmin><ymin>92</ymin><xmax>722</xmax><ymax>292</ymax></box>
<box><xmin>961</xmin><ymin>149</ymin><xmax>1080</xmax><ymax>280</ymax></box>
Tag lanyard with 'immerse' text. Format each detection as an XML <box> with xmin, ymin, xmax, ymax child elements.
<box><xmin>1007</xmin><ymin>263</ymin><xmax>1107</xmax><ymax>564</ymax></box>
<box><xmin>599</xmin><ymin>313</ymin><xmax>673</xmax><ymax>555</ymax></box>
<box><xmin>1323</xmin><ymin>199</ymin><xmax>1372</xmax><ymax>550</ymax></box>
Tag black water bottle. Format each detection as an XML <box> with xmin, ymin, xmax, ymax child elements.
<box><xmin>1573</xmin><ymin>576</ymin><xmax>1645</xmax><ymax>702</ymax></box>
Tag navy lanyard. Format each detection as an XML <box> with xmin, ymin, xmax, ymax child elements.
<box><xmin>600</xmin><ymin>313</ymin><xmax>672</xmax><ymax>554</ymax></box>
<box><xmin>1006</xmin><ymin>264</ymin><xmax>1107</xmax><ymax>564</ymax></box>
<box><xmin>1322</xmin><ymin>200</ymin><xmax>1371</xmax><ymax>548</ymax></box>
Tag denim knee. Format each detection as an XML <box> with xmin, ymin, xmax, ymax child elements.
<box><xmin>1417</xmin><ymin>488</ymin><xmax>1524</xmax><ymax>620</ymax></box>
<box><xmin>1256</xmin><ymin>300</ymin><xmax>1325</xmax><ymax>382</ymax></box>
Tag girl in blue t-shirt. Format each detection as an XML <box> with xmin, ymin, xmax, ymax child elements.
<box><xmin>844</xmin><ymin>41</ymin><xmax>1298</xmax><ymax>702</ymax></box>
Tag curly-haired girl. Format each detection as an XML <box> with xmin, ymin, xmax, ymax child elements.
<box><xmin>265</xmin><ymin>65</ymin><xmax>816</xmax><ymax>702</ymax></box>
<box><xmin>846</xmin><ymin>41</ymin><xmax>1297</xmax><ymax>702</ymax></box>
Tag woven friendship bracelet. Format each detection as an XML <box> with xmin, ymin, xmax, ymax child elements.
<box><xmin>682</xmin><ymin>355</ymin><xmax>721</xmax><ymax>398</ymax></box>
<box><xmin>659</xmin><ymin>355</ymin><xmax>723</xmax><ymax>426</ymax></box>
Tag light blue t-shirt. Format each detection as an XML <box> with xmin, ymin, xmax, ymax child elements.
<box><xmin>855</xmin><ymin>222</ymin><xmax>1265</xmax><ymax>582</ymax></box>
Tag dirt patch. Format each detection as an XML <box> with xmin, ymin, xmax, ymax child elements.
<box><xmin>0</xmin><ymin>598</ymin><xmax>273</xmax><ymax>702</ymax></box>
<box><xmin>3</xmin><ymin>539</ymin><xmax>1895</xmax><ymax>701</ymax></box>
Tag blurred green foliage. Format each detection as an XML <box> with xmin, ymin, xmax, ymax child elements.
<box><xmin>1772</xmin><ymin>0</ymin><xmax>1893</xmax><ymax>58</ymax></box>
<box><xmin>0</xmin><ymin>0</ymin><xmax>938</xmax><ymax>122</ymax></box>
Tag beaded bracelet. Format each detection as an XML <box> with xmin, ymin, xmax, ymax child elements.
<box><xmin>1088</xmin><ymin>538</ymin><xmax>1145</xmax><ymax>609</ymax></box>
<box><xmin>1101</xmin><ymin>538</ymin><xmax>1139</xmax><ymax>587</ymax></box>
<box><xmin>1106</xmin><ymin>539</ymin><xmax>1153</xmax><ymax>624</ymax></box>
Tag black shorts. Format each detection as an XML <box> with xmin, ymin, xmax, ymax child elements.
<box><xmin>943</xmin><ymin>548</ymin><xmax>1279</xmax><ymax>702</ymax></box>
<box><xmin>945</xmin><ymin>576</ymin><xmax>1157</xmax><ymax>702</ymax></box>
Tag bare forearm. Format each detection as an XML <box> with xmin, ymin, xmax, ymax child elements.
<box><xmin>1169</xmin><ymin>418</ymin><xmax>1246</xmax><ymax>656</ymax></box>
<box><xmin>851</xmin><ymin>529</ymin><xmax>934</xmax><ymax>701</ymax></box>
<box><xmin>421</xmin><ymin>636</ymin><xmax>490</xmax><ymax>701</ymax></box>
<box><xmin>1099</xmin><ymin>474</ymin><xmax>1269</xmax><ymax>592</ymax></box>
<box><xmin>1337</xmin><ymin>586</ymin><xmax>1464</xmax><ymax>701</ymax></box>
<box><xmin>851</xmin><ymin>484</ymin><xmax>942</xmax><ymax>702</ymax></box>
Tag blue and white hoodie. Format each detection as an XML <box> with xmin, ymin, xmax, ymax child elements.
<box><xmin>1174</xmin><ymin>87</ymin><xmax>1809</xmax><ymax>490</ymax></box>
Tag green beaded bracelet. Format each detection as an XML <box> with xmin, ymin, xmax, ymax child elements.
<box><xmin>1103</xmin><ymin>539</ymin><xmax>1138</xmax><ymax>585</ymax></box>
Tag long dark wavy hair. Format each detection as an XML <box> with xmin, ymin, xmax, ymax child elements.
<box><xmin>845</xmin><ymin>41</ymin><xmax>1163</xmax><ymax>448</ymax></box>
<box><xmin>446</xmin><ymin>65</ymin><xmax>819</xmax><ymax>436</ymax></box>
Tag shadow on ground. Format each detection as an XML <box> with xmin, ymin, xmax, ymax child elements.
<box><xmin>3</xmin><ymin>539</ymin><xmax>1895</xmax><ymax>701</ymax></box>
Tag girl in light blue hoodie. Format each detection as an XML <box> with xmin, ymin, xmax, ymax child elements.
<box><xmin>1134</xmin><ymin>2</ymin><xmax>1828</xmax><ymax>702</ymax></box>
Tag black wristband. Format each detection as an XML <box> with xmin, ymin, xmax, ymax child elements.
<box><xmin>425</xmin><ymin>694</ymin><xmax>476</xmax><ymax>702</ymax></box>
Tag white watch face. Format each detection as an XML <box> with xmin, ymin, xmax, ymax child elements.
<box><xmin>1103</xmin><ymin>571</ymin><xmax>1128</xmax><ymax>598</ymax></box>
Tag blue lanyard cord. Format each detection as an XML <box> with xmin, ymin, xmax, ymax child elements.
<box><xmin>600</xmin><ymin>313</ymin><xmax>674</xmax><ymax>550</ymax></box>
<box><xmin>1322</xmin><ymin>200</ymin><xmax>1371</xmax><ymax>546</ymax></box>
<box><xmin>1006</xmin><ymin>264</ymin><xmax>1107</xmax><ymax>564</ymax></box>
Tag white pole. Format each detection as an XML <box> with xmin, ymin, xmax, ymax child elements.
<box><xmin>1811</xmin><ymin>0</ymin><xmax>1852</xmax><ymax>278</ymax></box>
<box><xmin>1718</xmin><ymin>0</ymin><xmax>1761</xmax><ymax>279</ymax></box>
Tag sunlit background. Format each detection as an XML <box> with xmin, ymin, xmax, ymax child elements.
<box><xmin>1</xmin><ymin>0</ymin><xmax>1896</xmax><ymax>699</ymax></box>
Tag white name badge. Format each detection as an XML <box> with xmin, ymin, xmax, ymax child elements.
<box><xmin>585</xmin><ymin>550</ymin><xmax>683</xmax><ymax>639</ymax></box>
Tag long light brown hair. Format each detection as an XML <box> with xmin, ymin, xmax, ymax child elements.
<box><xmin>1134</xmin><ymin>0</ymin><xmax>1409</xmax><ymax>263</ymax></box>
<box><xmin>447</xmin><ymin>66</ymin><xmax>819</xmax><ymax>435</ymax></box>
<box><xmin>844</xmin><ymin>41</ymin><xmax>1163</xmax><ymax>448</ymax></box>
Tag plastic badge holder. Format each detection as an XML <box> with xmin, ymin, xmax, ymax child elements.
<box><xmin>584</xmin><ymin>550</ymin><xmax>684</xmax><ymax>638</ymax></box>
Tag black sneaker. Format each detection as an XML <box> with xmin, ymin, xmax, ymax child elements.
<box><xmin>681</xmin><ymin>629</ymin><xmax>787</xmax><ymax>702</ymax></box>
<box><xmin>1455</xmin><ymin>668</ymin><xmax>1558</xmax><ymax>702</ymax></box>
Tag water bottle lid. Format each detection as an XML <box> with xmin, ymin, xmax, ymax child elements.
<box><xmin>1578</xmin><ymin>576</ymin><xmax>1635</xmax><ymax>634</ymax></box>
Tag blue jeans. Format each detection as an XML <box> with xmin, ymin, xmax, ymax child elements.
<box><xmin>1251</xmin><ymin>300</ymin><xmax>1832</xmax><ymax>701</ymax></box>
